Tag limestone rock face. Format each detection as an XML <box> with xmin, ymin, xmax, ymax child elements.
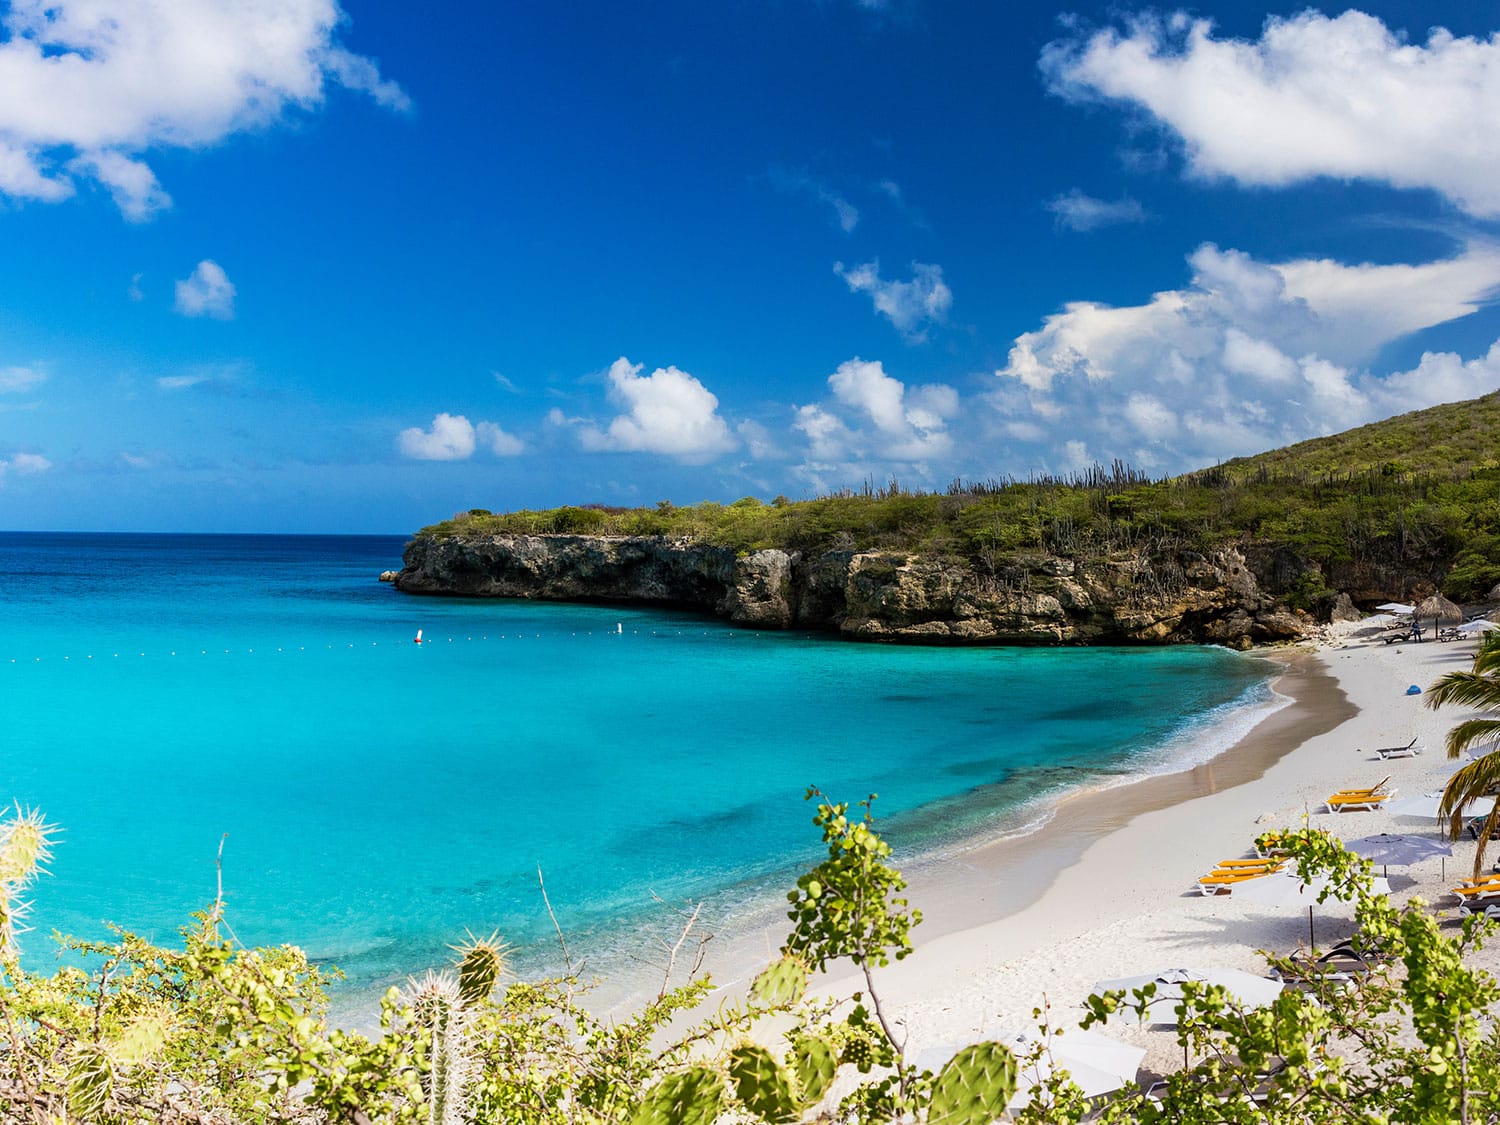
<box><xmin>1330</xmin><ymin>592</ymin><xmax>1362</xmax><ymax>623</ymax></box>
<box><xmin>396</xmin><ymin>534</ymin><xmax>1310</xmax><ymax>648</ymax></box>
<box><xmin>716</xmin><ymin>549</ymin><xmax>796</xmax><ymax>628</ymax></box>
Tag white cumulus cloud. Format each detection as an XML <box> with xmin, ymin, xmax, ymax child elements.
<box><xmin>398</xmin><ymin>413</ymin><xmax>477</xmax><ymax>461</ymax></box>
<box><xmin>795</xmin><ymin>357</ymin><xmax>959</xmax><ymax>473</ymax></box>
<box><xmin>174</xmin><ymin>260</ymin><xmax>236</xmax><ymax>319</ymax></box>
<box><xmin>992</xmin><ymin>242</ymin><xmax>1500</xmax><ymax>470</ymax></box>
<box><xmin>1043</xmin><ymin>10</ymin><xmax>1500</xmax><ymax>217</ymax></box>
<box><xmin>397</xmin><ymin>413</ymin><xmax>524</xmax><ymax>461</ymax></box>
<box><xmin>0</xmin><ymin>0</ymin><xmax>407</xmax><ymax>219</ymax></box>
<box><xmin>0</xmin><ymin>451</ymin><xmax>51</xmax><ymax>479</ymax></box>
<box><xmin>578</xmin><ymin>357</ymin><xmax>737</xmax><ymax>460</ymax></box>
<box><xmin>476</xmin><ymin>421</ymin><xmax>524</xmax><ymax>457</ymax></box>
<box><xmin>835</xmin><ymin>260</ymin><xmax>952</xmax><ymax>341</ymax></box>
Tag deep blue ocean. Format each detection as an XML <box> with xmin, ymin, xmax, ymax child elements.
<box><xmin>1</xmin><ymin>532</ymin><xmax>1276</xmax><ymax>1015</ymax></box>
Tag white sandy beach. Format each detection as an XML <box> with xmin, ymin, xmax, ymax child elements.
<box><xmin>808</xmin><ymin>631</ymin><xmax>1497</xmax><ymax>1080</ymax></box>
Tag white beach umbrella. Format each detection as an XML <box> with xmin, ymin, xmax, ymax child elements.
<box><xmin>1376</xmin><ymin>602</ymin><xmax>1416</xmax><ymax>614</ymax></box>
<box><xmin>1344</xmin><ymin>834</ymin><xmax>1452</xmax><ymax>879</ymax></box>
<box><xmin>1092</xmin><ymin>967</ymin><xmax>1283</xmax><ymax>1025</ymax></box>
<box><xmin>1390</xmin><ymin>792</ymin><xmax>1496</xmax><ymax>820</ymax></box>
<box><xmin>1230</xmin><ymin>872</ymin><xmax>1391</xmax><ymax>947</ymax></box>
<box><xmin>908</xmin><ymin>1028</ymin><xmax>1147</xmax><ymax>1107</ymax></box>
<box><xmin>1457</xmin><ymin>619</ymin><xmax>1500</xmax><ymax>634</ymax></box>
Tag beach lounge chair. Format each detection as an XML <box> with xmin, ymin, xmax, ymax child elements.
<box><xmin>1328</xmin><ymin>777</ymin><xmax>1392</xmax><ymax>798</ymax></box>
<box><xmin>1195</xmin><ymin>863</ymin><xmax>1284</xmax><ymax>895</ymax></box>
<box><xmin>1454</xmin><ymin>872</ymin><xmax>1500</xmax><ymax>888</ymax></box>
<box><xmin>1450</xmin><ymin>883</ymin><xmax>1500</xmax><ymax>906</ymax></box>
<box><xmin>1458</xmin><ymin>899</ymin><xmax>1500</xmax><ymax>921</ymax></box>
<box><xmin>1212</xmin><ymin>857</ymin><xmax>1283</xmax><ymax>869</ymax></box>
<box><xmin>1369</xmin><ymin>738</ymin><xmax>1420</xmax><ymax>760</ymax></box>
<box><xmin>1324</xmin><ymin>790</ymin><xmax>1396</xmax><ymax>813</ymax></box>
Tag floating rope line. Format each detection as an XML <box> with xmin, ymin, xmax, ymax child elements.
<box><xmin>3</xmin><ymin>624</ymin><xmax>750</xmax><ymax>667</ymax></box>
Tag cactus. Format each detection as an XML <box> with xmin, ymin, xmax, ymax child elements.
<box><xmin>66</xmin><ymin>1041</ymin><xmax>116</xmax><ymax>1120</ymax></box>
<box><xmin>728</xmin><ymin>1044</ymin><xmax>800</xmax><ymax>1123</ymax></box>
<box><xmin>451</xmin><ymin>929</ymin><xmax>510</xmax><ymax>1007</ymax></box>
<box><xmin>927</xmin><ymin>1041</ymin><xmax>1018</xmax><ymax>1125</ymax></box>
<box><xmin>629</xmin><ymin>1066</ymin><xmax>726</xmax><ymax>1125</ymax></box>
<box><xmin>0</xmin><ymin>803</ymin><xmax>57</xmax><ymax>958</ymax></box>
<box><xmin>404</xmin><ymin>970</ymin><xmax>471</xmax><ymax>1125</ymax></box>
<box><xmin>750</xmin><ymin>954</ymin><xmax>810</xmax><ymax>1007</ymax></box>
<box><xmin>791</xmin><ymin>1033</ymin><xmax>838</xmax><ymax>1107</ymax></box>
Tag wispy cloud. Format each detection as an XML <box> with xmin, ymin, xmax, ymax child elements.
<box><xmin>0</xmin><ymin>366</ymin><xmax>45</xmax><ymax>393</ymax></box>
<box><xmin>0</xmin><ymin>0</ymin><xmax>408</xmax><ymax>220</ymax></box>
<box><xmin>768</xmin><ymin>167</ymin><xmax>859</xmax><ymax>233</ymax></box>
<box><xmin>835</xmin><ymin>260</ymin><xmax>952</xmax><ymax>341</ymax></box>
<box><xmin>1046</xmin><ymin>189</ymin><xmax>1149</xmax><ymax>232</ymax></box>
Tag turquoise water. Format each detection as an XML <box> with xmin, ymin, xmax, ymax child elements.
<box><xmin>1</xmin><ymin>533</ymin><xmax>1274</xmax><ymax>1012</ymax></box>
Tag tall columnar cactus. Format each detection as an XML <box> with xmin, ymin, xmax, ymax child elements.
<box><xmin>926</xmin><ymin>1042</ymin><xmax>1019</xmax><ymax>1125</ymax></box>
<box><xmin>404</xmin><ymin>971</ymin><xmax>471</xmax><ymax>1125</ymax></box>
<box><xmin>0</xmin><ymin>803</ymin><xmax>57</xmax><ymax>960</ymax></box>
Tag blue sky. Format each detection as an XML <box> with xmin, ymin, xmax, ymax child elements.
<box><xmin>4</xmin><ymin>2</ymin><xmax>1500</xmax><ymax>532</ymax></box>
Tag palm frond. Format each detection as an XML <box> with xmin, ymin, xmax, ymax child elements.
<box><xmin>1440</xmin><ymin>759</ymin><xmax>1500</xmax><ymax>834</ymax></box>
<box><xmin>1425</xmin><ymin>671</ymin><xmax>1500</xmax><ymax>712</ymax></box>
<box><xmin>1444</xmin><ymin>718</ymin><xmax>1500</xmax><ymax>759</ymax></box>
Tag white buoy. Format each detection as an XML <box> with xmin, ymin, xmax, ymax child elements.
<box><xmin>414</xmin><ymin>629</ymin><xmax>424</xmax><ymax>645</ymax></box>
<box><xmin>617</xmin><ymin>623</ymin><xmax>623</xmax><ymax>634</ymax></box>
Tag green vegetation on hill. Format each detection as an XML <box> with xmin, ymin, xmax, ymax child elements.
<box><xmin>419</xmin><ymin>391</ymin><xmax>1500</xmax><ymax>604</ymax></box>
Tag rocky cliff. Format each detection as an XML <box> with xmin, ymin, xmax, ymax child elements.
<box><xmin>394</xmin><ymin>534</ymin><xmax>1310</xmax><ymax>648</ymax></box>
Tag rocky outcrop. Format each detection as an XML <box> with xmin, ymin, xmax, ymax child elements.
<box><xmin>396</xmin><ymin>534</ymin><xmax>1310</xmax><ymax>648</ymax></box>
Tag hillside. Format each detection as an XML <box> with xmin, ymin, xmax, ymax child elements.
<box><xmin>1212</xmin><ymin>390</ymin><xmax>1500</xmax><ymax>481</ymax></box>
<box><xmin>410</xmin><ymin>390</ymin><xmax>1500</xmax><ymax>615</ymax></box>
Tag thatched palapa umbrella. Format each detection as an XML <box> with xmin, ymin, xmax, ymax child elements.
<box><xmin>1416</xmin><ymin>593</ymin><xmax>1463</xmax><ymax>639</ymax></box>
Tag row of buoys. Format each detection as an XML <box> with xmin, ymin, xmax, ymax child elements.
<box><xmin>6</xmin><ymin>625</ymin><xmax>752</xmax><ymax>666</ymax></box>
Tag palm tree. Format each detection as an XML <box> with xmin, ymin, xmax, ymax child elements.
<box><xmin>1426</xmin><ymin>633</ymin><xmax>1500</xmax><ymax>879</ymax></box>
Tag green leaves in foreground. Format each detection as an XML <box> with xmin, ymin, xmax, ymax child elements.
<box><xmin>783</xmin><ymin>789</ymin><xmax>922</xmax><ymax>972</ymax></box>
<box><xmin>927</xmin><ymin>1042</ymin><xmax>1019</xmax><ymax>1125</ymax></box>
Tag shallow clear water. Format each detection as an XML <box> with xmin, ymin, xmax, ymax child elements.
<box><xmin>0</xmin><ymin>532</ymin><xmax>1274</xmax><ymax>1012</ymax></box>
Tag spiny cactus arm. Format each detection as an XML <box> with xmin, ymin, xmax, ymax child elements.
<box><xmin>450</xmin><ymin>931</ymin><xmax>511</xmax><ymax>1007</ymax></box>
<box><xmin>627</xmin><ymin>1066</ymin><xmax>726</xmax><ymax>1125</ymax></box>
<box><xmin>926</xmin><ymin>1041</ymin><xmax>1019</xmax><ymax>1125</ymax></box>
<box><xmin>727</xmin><ymin>1043</ymin><xmax>801</xmax><ymax>1123</ymax></box>
<box><xmin>0</xmin><ymin>805</ymin><xmax>59</xmax><ymax>961</ymax></box>
<box><xmin>750</xmin><ymin>954</ymin><xmax>811</xmax><ymax>1009</ymax></box>
<box><xmin>791</xmin><ymin>1032</ymin><xmax>839</xmax><ymax>1108</ymax></box>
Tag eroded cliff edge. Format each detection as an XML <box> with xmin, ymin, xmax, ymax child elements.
<box><xmin>394</xmin><ymin>533</ymin><xmax>1310</xmax><ymax>647</ymax></box>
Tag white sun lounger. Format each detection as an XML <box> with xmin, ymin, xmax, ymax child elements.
<box><xmin>1369</xmin><ymin>738</ymin><xmax>1421</xmax><ymax>760</ymax></box>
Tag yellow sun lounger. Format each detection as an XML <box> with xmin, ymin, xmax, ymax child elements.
<box><xmin>1212</xmin><ymin>858</ymin><xmax>1283</xmax><ymax>869</ymax></box>
<box><xmin>1324</xmin><ymin>790</ymin><xmax>1395</xmax><ymax>813</ymax></box>
<box><xmin>1196</xmin><ymin>863</ymin><xmax>1284</xmax><ymax>895</ymax></box>
<box><xmin>1329</xmin><ymin>777</ymin><xmax>1392</xmax><ymax>799</ymax></box>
